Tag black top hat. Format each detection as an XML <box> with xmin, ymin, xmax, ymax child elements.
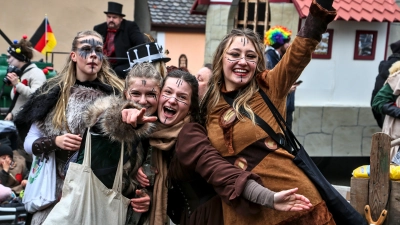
<box><xmin>126</xmin><ymin>42</ymin><xmax>171</xmax><ymax>70</ymax></box>
<box><xmin>104</xmin><ymin>2</ymin><xmax>125</xmax><ymax>17</ymax></box>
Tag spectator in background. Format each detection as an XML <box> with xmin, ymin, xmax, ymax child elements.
<box><xmin>94</xmin><ymin>1</ymin><xmax>145</xmax><ymax>79</ymax></box>
<box><xmin>371</xmin><ymin>40</ymin><xmax>400</xmax><ymax>128</ymax></box>
<box><xmin>5</xmin><ymin>36</ymin><xmax>46</xmax><ymax>124</ymax></box>
<box><xmin>264</xmin><ymin>26</ymin><xmax>298</xmax><ymax>129</ymax></box>
<box><xmin>264</xmin><ymin>26</ymin><xmax>291</xmax><ymax>70</ymax></box>
<box><xmin>372</xmin><ymin>61</ymin><xmax>400</xmax><ymax>164</ymax></box>
<box><xmin>0</xmin><ymin>143</ymin><xmax>27</xmax><ymax>196</ymax></box>
<box><xmin>196</xmin><ymin>63</ymin><xmax>212</xmax><ymax>101</ymax></box>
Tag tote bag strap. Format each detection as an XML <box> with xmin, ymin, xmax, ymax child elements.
<box><xmin>82</xmin><ymin>128</ymin><xmax>92</xmax><ymax>167</ymax></box>
<box><xmin>112</xmin><ymin>141</ymin><xmax>124</xmax><ymax>192</ymax></box>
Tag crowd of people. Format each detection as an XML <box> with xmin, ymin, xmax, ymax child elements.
<box><xmin>0</xmin><ymin>0</ymin><xmax>378</xmax><ymax>224</ymax></box>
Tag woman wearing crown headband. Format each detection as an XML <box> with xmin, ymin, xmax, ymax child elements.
<box><xmin>14</xmin><ymin>30</ymin><xmax>125</xmax><ymax>225</ymax></box>
<box><xmin>5</xmin><ymin>36</ymin><xmax>46</xmax><ymax>125</ymax></box>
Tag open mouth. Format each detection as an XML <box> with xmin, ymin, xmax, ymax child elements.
<box><xmin>163</xmin><ymin>106</ymin><xmax>176</xmax><ymax>117</ymax></box>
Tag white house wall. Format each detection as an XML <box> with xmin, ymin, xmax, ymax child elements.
<box><xmin>296</xmin><ymin>20</ymin><xmax>388</xmax><ymax>107</ymax></box>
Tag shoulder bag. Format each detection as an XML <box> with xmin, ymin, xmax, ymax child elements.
<box><xmin>22</xmin><ymin>151</ymin><xmax>57</xmax><ymax>213</ymax></box>
<box><xmin>43</xmin><ymin>128</ymin><xmax>130</xmax><ymax>225</ymax></box>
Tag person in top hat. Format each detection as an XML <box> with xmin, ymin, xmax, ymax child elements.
<box><xmin>371</xmin><ymin>39</ymin><xmax>400</xmax><ymax>128</ymax></box>
<box><xmin>94</xmin><ymin>1</ymin><xmax>145</xmax><ymax>79</ymax></box>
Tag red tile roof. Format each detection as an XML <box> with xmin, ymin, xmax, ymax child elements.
<box><xmin>292</xmin><ymin>0</ymin><xmax>400</xmax><ymax>22</ymax></box>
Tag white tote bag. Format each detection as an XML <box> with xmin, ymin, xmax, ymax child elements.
<box><xmin>43</xmin><ymin>130</ymin><xmax>130</xmax><ymax>225</ymax></box>
<box><xmin>22</xmin><ymin>151</ymin><xmax>57</xmax><ymax>213</ymax></box>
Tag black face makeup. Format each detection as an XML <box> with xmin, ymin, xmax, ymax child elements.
<box><xmin>176</xmin><ymin>79</ymin><xmax>183</xmax><ymax>87</ymax></box>
<box><xmin>78</xmin><ymin>39</ymin><xmax>104</xmax><ymax>61</ymax></box>
<box><xmin>162</xmin><ymin>95</ymin><xmax>188</xmax><ymax>105</ymax></box>
<box><xmin>241</xmin><ymin>37</ymin><xmax>248</xmax><ymax>46</ymax></box>
<box><xmin>142</xmin><ymin>80</ymin><xmax>147</xmax><ymax>86</ymax></box>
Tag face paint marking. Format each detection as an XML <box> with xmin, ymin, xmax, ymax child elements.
<box><xmin>142</xmin><ymin>80</ymin><xmax>146</xmax><ymax>86</ymax></box>
<box><xmin>226</xmin><ymin>56</ymin><xmax>256</xmax><ymax>64</ymax></box>
<box><xmin>162</xmin><ymin>94</ymin><xmax>188</xmax><ymax>105</ymax></box>
<box><xmin>176</xmin><ymin>79</ymin><xmax>183</xmax><ymax>87</ymax></box>
<box><xmin>164</xmin><ymin>118</ymin><xmax>167</xmax><ymax>123</ymax></box>
<box><xmin>78</xmin><ymin>38</ymin><xmax>104</xmax><ymax>61</ymax></box>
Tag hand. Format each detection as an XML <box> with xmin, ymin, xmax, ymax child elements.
<box><xmin>21</xmin><ymin>179</ymin><xmax>27</xmax><ymax>187</ymax></box>
<box><xmin>0</xmin><ymin>156</ymin><xmax>12</xmax><ymax>172</ymax></box>
<box><xmin>289</xmin><ymin>85</ymin><xmax>297</xmax><ymax>93</ymax></box>
<box><xmin>55</xmin><ymin>133</ymin><xmax>82</xmax><ymax>151</ymax></box>
<box><xmin>121</xmin><ymin>108</ymin><xmax>157</xmax><ymax>127</ymax></box>
<box><xmin>131</xmin><ymin>189</ymin><xmax>150</xmax><ymax>213</ymax></box>
<box><xmin>6</xmin><ymin>72</ymin><xmax>19</xmax><ymax>86</ymax></box>
<box><xmin>4</xmin><ymin>113</ymin><xmax>12</xmax><ymax>121</ymax></box>
<box><xmin>136</xmin><ymin>167</ymin><xmax>150</xmax><ymax>187</ymax></box>
<box><xmin>273</xmin><ymin>187</ymin><xmax>313</xmax><ymax>211</ymax></box>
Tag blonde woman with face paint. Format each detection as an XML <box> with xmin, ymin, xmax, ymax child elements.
<box><xmin>14</xmin><ymin>30</ymin><xmax>124</xmax><ymax>225</ymax></box>
<box><xmin>199</xmin><ymin>0</ymin><xmax>339</xmax><ymax>224</ymax></box>
<box><xmin>74</xmin><ymin>62</ymin><xmax>162</xmax><ymax>225</ymax></box>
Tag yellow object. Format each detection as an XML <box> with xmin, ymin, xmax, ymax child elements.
<box><xmin>390</xmin><ymin>164</ymin><xmax>400</xmax><ymax>180</ymax></box>
<box><xmin>353</xmin><ymin>164</ymin><xmax>400</xmax><ymax>180</ymax></box>
<box><xmin>16</xmin><ymin>48</ymin><xmax>21</xmax><ymax>53</ymax></box>
<box><xmin>352</xmin><ymin>165</ymin><xmax>370</xmax><ymax>178</ymax></box>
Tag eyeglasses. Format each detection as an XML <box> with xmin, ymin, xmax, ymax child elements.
<box><xmin>225</xmin><ymin>52</ymin><xmax>258</xmax><ymax>63</ymax></box>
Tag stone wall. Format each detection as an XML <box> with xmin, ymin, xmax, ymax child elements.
<box><xmin>292</xmin><ymin>107</ymin><xmax>381</xmax><ymax>157</ymax></box>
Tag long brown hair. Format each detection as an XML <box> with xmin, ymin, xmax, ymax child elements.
<box><xmin>40</xmin><ymin>30</ymin><xmax>124</xmax><ymax>130</ymax></box>
<box><xmin>206</xmin><ymin>28</ymin><xmax>266</xmax><ymax>124</ymax></box>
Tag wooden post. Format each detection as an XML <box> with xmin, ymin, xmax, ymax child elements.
<box><xmin>350</xmin><ymin>177</ymin><xmax>369</xmax><ymax>215</ymax></box>
<box><xmin>243</xmin><ymin>0</ymin><xmax>248</xmax><ymax>28</ymax></box>
<box><xmin>387</xmin><ymin>180</ymin><xmax>400</xmax><ymax>224</ymax></box>
<box><xmin>369</xmin><ymin>132</ymin><xmax>391</xmax><ymax>224</ymax></box>
<box><xmin>264</xmin><ymin>0</ymin><xmax>269</xmax><ymax>31</ymax></box>
<box><xmin>253</xmin><ymin>0</ymin><xmax>259</xmax><ymax>32</ymax></box>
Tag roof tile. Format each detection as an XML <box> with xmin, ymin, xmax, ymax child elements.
<box><xmin>148</xmin><ymin>0</ymin><xmax>206</xmax><ymax>27</ymax></box>
<box><xmin>293</xmin><ymin>0</ymin><xmax>400</xmax><ymax>22</ymax></box>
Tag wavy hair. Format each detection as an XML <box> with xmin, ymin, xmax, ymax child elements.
<box><xmin>205</xmin><ymin>28</ymin><xmax>266</xmax><ymax>124</ymax></box>
<box><xmin>40</xmin><ymin>30</ymin><xmax>124</xmax><ymax>130</ymax></box>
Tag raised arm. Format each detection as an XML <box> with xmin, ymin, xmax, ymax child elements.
<box><xmin>258</xmin><ymin>0</ymin><xmax>336</xmax><ymax>100</ymax></box>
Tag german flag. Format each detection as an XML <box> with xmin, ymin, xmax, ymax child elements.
<box><xmin>30</xmin><ymin>17</ymin><xmax>57</xmax><ymax>54</ymax></box>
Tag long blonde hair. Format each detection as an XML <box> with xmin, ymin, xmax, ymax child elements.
<box><xmin>40</xmin><ymin>30</ymin><xmax>124</xmax><ymax>130</ymax></box>
<box><xmin>206</xmin><ymin>28</ymin><xmax>266</xmax><ymax>123</ymax></box>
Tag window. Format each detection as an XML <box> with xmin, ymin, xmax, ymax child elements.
<box><xmin>312</xmin><ymin>29</ymin><xmax>333</xmax><ymax>59</ymax></box>
<box><xmin>179</xmin><ymin>54</ymin><xmax>188</xmax><ymax>68</ymax></box>
<box><xmin>235</xmin><ymin>0</ymin><xmax>270</xmax><ymax>38</ymax></box>
<box><xmin>354</xmin><ymin>30</ymin><xmax>377</xmax><ymax>60</ymax></box>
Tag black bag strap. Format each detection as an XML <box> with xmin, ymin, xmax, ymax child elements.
<box><xmin>257</xmin><ymin>88</ymin><xmax>301</xmax><ymax>154</ymax></box>
<box><xmin>222</xmin><ymin>93</ymin><xmax>289</xmax><ymax>150</ymax></box>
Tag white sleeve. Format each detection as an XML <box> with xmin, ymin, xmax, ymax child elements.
<box><xmin>24</xmin><ymin>123</ymin><xmax>43</xmax><ymax>155</ymax></box>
